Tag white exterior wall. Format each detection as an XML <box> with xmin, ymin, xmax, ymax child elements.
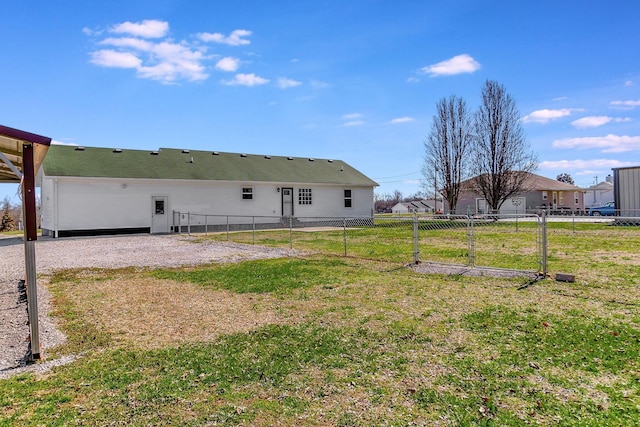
<box><xmin>41</xmin><ymin>175</ymin><xmax>374</xmax><ymax>233</ymax></box>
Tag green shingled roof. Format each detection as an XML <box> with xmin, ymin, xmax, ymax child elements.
<box><xmin>43</xmin><ymin>145</ymin><xmax>378</xmax><ymax>186</ymax></box>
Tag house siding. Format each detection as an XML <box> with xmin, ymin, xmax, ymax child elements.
<box><xmin>41</xmin><ymin>176</ymin><xmax>374</xmax><ymax>236</ymax></box>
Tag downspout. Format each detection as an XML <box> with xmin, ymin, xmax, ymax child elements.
<box><xmin>54</xmin><ymin>178</ymin><xmax>59</xmax><ymax>238</ymax></box>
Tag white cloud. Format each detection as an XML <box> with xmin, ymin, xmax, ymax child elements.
<box><xmin>198</xmin><ymin>29</ymin><xmax>252</xmax><ymax>46</ymax></box>
<box><xmin>110</xmin><ymin>20</ymin><xmax>169</xmax><ymax>38</ymax></box>
<box><xmin>571</xmin><ymin>116</ymin><xmax>631</xmax><ymax>128</ymax></box>
<box><xmin>215</xmin><ymin>57</ymin><xmax>240</xmax><ymax>72</ymax></box>
<box><xmin>342</xmin><ymin>113</ymin><xmax>363</xmax><ymax>120</ymax></box>
<box><xmin>277</xmin><ymin>77</ymin><xmax>302</xmax><ymax>89</ymax></box>
<box><xmin>521</xmin><ymin>108</ymin><xmax>578</xmax><ymax>124</ymax></box>
<box><xmin>407</xmin><ymin>77</ymin><xmax>420</xmax><ymax>83</ymax></box>
<box><xmin>223</xmin><ymin>73</ymin><xmax>269</xmax><ymax>86</ymax></box>
<box><xmin>552</xmin><ymin>96</ymin><xmax>567</xmax><ymax>101</ymax></box>
<box><xmin>100</xmin><ymin>37</ymin><xmax>153</xmax><ymax>51</ymax></box>
<box><xmin>421</xmin><ymin>54</ymin><xmax>480</xmax><ymax>77</ymax></box>
<box><xmin>624</xmin><ymin>80</ymin><xmax>634</xmax><ymax>87</ymax></box>
<box><xmin>342</xmin><ymin>121</ymin><xmax>365</xmax><ymax>127</ymax></box>
<box><xmin>540</xmin><ymin>158</ymin><xmax>636</xmax><ymax>170</ymax></box>
<box><xmin>610</xmin><ymin>99</ymin><xmax>640</xmax><ymax>109</ymax></box>
<box><xmin>552</xmin><ymin>134</ymin><xmax>640</xmax><ymax>153</ymax></box>
<box><xmin>390</xmin><ymin>117</ymin><xmax>414</xmax><ymax>124</ymax></box>
<box><xmin>90</xmin><ymin>50</ymin><xmax>142</xmax><ymax>68</ymax></box>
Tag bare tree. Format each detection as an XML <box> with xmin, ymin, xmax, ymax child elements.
<box><xmin>471</xmin><ymin>80</ymin><xmax>538</xmax><ymax>211</ymax></box>
<box><xmin>422</xmin><ymin>95</ymin><xmax>472</xmax><ymax>213</ymax></box>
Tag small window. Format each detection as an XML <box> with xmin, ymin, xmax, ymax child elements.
<box><xmin>542</xmin><ymin>191</ymin><xmax>548</xmax><ymax>201</ymax></box>
<box><xmin>242</xmin><ymin>187</ymin><xmax>253</xmax><ymax>200</ymax></box>
<box><xmin>344</xmin><ymin>189</ymin><xmax>352</xmax><ymax>208</ymax></box>
<box><xmin>298</xmin><ymin>188</ymin><xmax>312</xmax><ymax>205</ymax></box>
<box><xmin>155</xmin><ymin>200</ymin><xmax>165</xmax><ymax>215</ymax></box>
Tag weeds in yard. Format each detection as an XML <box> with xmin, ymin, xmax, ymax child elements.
<box><xmin>2</xmin><ymin>223</ymin><xmax>640</xmax><ymax>425</ymax></box>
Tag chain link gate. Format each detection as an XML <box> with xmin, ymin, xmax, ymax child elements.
<box><xmin>416</xmin><ymin>212</ymin><xmax>546</xmax><ymax>274</ymax></box>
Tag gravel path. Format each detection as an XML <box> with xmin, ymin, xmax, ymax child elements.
<box><xmin>0</xmin><ymin>234</ymin><xmax>296</xmax><ymax>377</ymax></box>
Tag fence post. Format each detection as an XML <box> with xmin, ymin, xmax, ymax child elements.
<box><xmin>343</xmin><ymin>217</ymin><xmax>347</xmax><ymax>257</ymax></box>
<box><xmin>541</xmin><ymin>212</ymin><xmax>548</xmax><ymax>276</ymax></box>
<box><xmin>467</xmin><ymin>208</ymin><xmax>475</xmax><ymax>267</ymax></box>
<box><xmin>252</xmin><ymin>216</ymin><xmax>256</xmax><ymax>244</ymax></box>
<box><xmin>187</xmin><ymin>212</ymin><xmax>191</xmax><ymax>236</ymax></box>
<box><xmin>413</xmin><ymin>211</ymin><xmax>419</xmax><ymax>264</ymax></box>
<box><xmin>289</xmin><ymin>216</ymin><xmax>293</xmax><ymax>250</ymax></box>
<box><xmin>205</xmin><ymin>214</ymin><xmax>208</xmax><ymax>236</ymax></box>
<box><xmin>226</xmin><ymin>216</ymin><xmax>230</xmax><ymax>241</ymax></box>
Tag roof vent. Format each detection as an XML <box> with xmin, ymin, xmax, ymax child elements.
<box><xmin>212</xmin><ymin>151</ymin><xmax>220</xmax><ymax>155</ymax></box>
<box><xmin>150</xmin><ymin>151</ymin><xmax>159</xmax><ymax>155</ymax></box>
<box><xmin>309</xmin><ymin>158</ymin><xmax>315</xmax><ymax>162</ymax></box>
<box><xmin>113</xmin><ymin>148</ymin><xmax>122</xmax><ymax>153</ymax></box>
<box><xmin>190</xmin><ymin>157</ymin><xmax>194</xmax><ymax>163</ymax></box>
<box><xmin>182</xmin><ymin>149</ymin><xmax>190</xmax><ymax>154</ymax></box>
<box><xmin>287</xmin><ymin>156</ymin><xmax>293</xmax><ymax>160</ymax></box>
<box><xmin>328</xmin><ymin>159</ymin><xmax>333</xmax><ymax>163</ymax></box>
<box><xmin>75</xmin><ymin>146</ymin><xmax>85</xmax><ymax>151</ymax></box>
<box><xmin>264</xmin><ymin>155</ymin><xmax>271</xmax><ymax>159</ymax></box>
<box><xmin>240</xmin><ymin>153</ymin><xmax>247</xmax><ymax>157</ymax></box>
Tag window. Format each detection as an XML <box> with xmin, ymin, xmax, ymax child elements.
<box><xmin>242</xmin><ymin>187</ymin><xmax>253</xmax><ymax>200</ymax></box>
<box><xmin>344</xmin><ymin>189</ymin><xmax>352</xmax><ymax>208</ymax></box>
<box><xmin>574</xmin><ymin>192</ymin><xmax>579</xmax><ymax>205</ymax></box>
<box><xmin>155</xmin><ymin>200</ymin><xmax>165</xmax><ymax>215</ymax></box>
<box><xmin>542</xmin><ymin>191</ymin><xmax>548</xmax><ymax>201</ymax></box>
<box><xmin>298</xmin><ymin>188</ymin><xmax>312</xmax><ymax>205</ymax></box>
<box><xmin>559</xmin><ymin>192</ymin><xmax>564</xmax><ymax>205</ymax></box>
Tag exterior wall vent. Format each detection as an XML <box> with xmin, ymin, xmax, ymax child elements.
<box><xmin>75</xmin><ymin>146</ymin><xmax>85</xmax><ymax>151</ymax></box>
<box><xmin>182</xmin><ymin>149</ymin><xmax>190</xmax><ymax>154</ymax></box>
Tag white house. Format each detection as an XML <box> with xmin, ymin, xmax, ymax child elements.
<box><xmin>391</xmin><ymin>200</ymin><xmax>434</xmax><ymax>214</ymax></box>
<box><xmin>39</xmin><ymin>145</ymin><xmax>378</xmax><ymax>237</ymax></box>
<box><xmin>585</xmin><ymin>176</ymin><xmax>614</xmax><ymax>208</ymax></box>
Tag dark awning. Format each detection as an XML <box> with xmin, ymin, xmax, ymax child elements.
<box><xmin>0</xmin><ymin>124</ymin><xmax>51</xmax><ymax>182</ymax></box>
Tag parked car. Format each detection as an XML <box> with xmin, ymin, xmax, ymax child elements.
<box><xmin>588</xmin><ymin>201</ymin><xmax>616</xmax><ymax>216</ymax></box>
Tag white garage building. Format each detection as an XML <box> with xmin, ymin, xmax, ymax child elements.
<box><xmin>39</xmin><ymin>145</ymin><xmax>378</xmax><ymax>237</ymax></box>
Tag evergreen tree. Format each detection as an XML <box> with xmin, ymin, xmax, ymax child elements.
<box><xmin>0</xmin><ymin>197</ymin><xmax>16</xmax><ymax>232</ymax></box>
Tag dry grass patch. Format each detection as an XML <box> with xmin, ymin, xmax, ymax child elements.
<box><xmin>52</xmin><ymin>271</ymin><xmax>294</xmax><ymax>350</ymax></box>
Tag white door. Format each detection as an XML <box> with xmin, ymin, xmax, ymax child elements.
<box><xmin>151</xmin><ymin>196</ymin><xmax>169</xmax><ymax>233</ymax></box>
<box><xmin>282</xmin><ymin>188</ymin><xmax>293</xmax><ymax>216</ymax></box>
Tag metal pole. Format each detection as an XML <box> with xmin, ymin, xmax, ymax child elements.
<box><xmin>468</xmin><ymin>209</ymin><xmax>475</xmax><ymax>267</ymax></box>
<box><xmin>343</xmin><ymin>217</ymin><xmax>347</xmax><ymax>256</ymax></box>
<box><xmin>289</xmin><ymin>216</ymin><xmax>293</xmax><ymax>250</ymax></box>
<box><xmin>252</xmin><ymin>216</ymin><xmax>256</xmax><ymax>244</ymax></box>
<box><xmin>541</xmin><ymin>212</ymin><xmax>548</xmax><ymax>276</ymax></box>
<box><xmin>413</xmin><ymin>211</ymin><xmax>419</xmax><ymax>264</ymax></box>
<box><xmin>187</xmin><ymin>212</ymin><xmax>191</xmax><ymax>236</ymax></box>
<box><xmin>205</xmin><ymin>214</ymin><xmax>208</xmax><ymax>236</ymax></box>
<box><xmin>226</xmin><ymin>216</ymin><xmax>229</xmax><ymax>241</ymax></box>
<box><xmin>22</xmin><ymin>143</ymin><xmax>40</xmax><ymax>360</ymax></box>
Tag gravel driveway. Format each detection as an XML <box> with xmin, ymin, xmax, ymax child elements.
<box><xmin>0</xmin><ymin>234</ymin><xmax>296</xmax><ymax>376</ymax></box>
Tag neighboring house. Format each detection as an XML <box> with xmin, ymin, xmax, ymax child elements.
<box><xmin>585</xmin><ymin>176</ymin><xmax>614</xmax><ymax>208</ymax></box>
<box><xmin>39</xmin><ymin>145</ymin><xmax>378</xmax><ymax>237</ymax></box>
<box><xmin>391</xmin><ymin>200</ymin><xmax>434</xmax><ymax>214</ymax></box>
<box><xmin>612</xmin><ymin>166</ymin><xmax>640</xmax><ymax>214</ymax></box>
<box><xmin>453</xmin><ymin>172</ymin><xmax>585</xmax><ymax>214</ymax></box>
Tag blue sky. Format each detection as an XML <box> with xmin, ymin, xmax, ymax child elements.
<box><xmin>2</xmin><ymin>0</ymin><xmax>639</xmax><ymax>203</ymax></box>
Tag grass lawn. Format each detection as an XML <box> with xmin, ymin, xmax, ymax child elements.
<box><xmin>1</xmin><ymin>225</ymin><xmax>639</xmax><ymax>426</ymax></box>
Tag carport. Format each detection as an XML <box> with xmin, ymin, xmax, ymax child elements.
<box><xmin>0</xmin><ymin>124</ymin><xmax>51</xmax><ymax>360</ymax></box>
